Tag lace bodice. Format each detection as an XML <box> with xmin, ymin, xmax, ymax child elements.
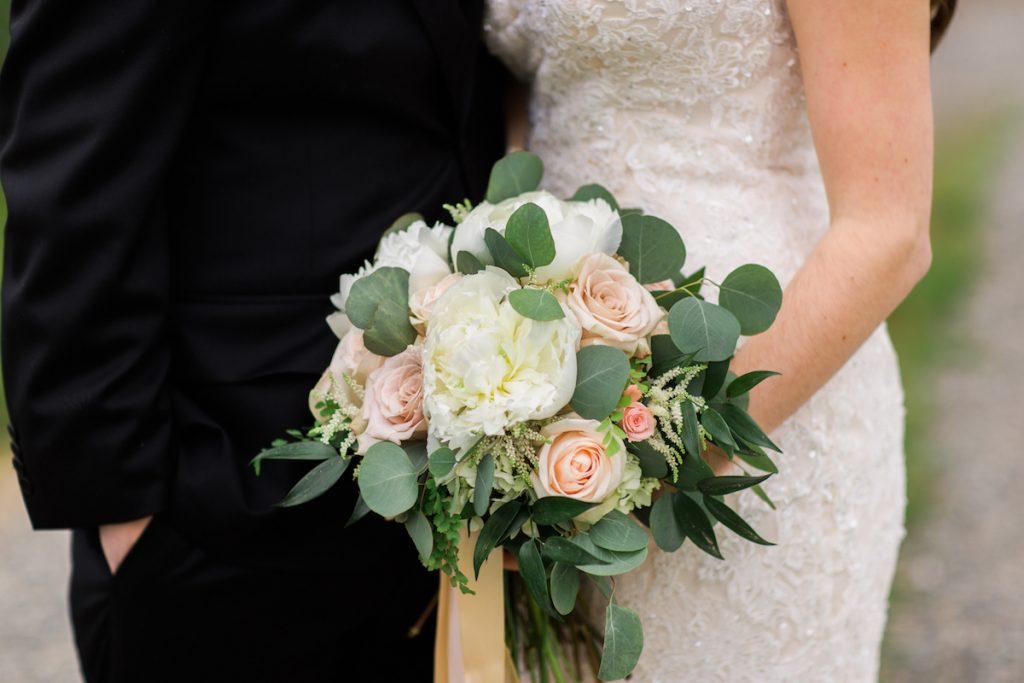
<box><xmin>485</xmin><ymin>2</ymin><xmax>907</xmax><ymax>681</ymax></box>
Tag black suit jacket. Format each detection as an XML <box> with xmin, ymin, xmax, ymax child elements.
<box><xmin>0</xmin><ymin>0</ymin><xmax>506</xmax><ymax>567</ymax></box>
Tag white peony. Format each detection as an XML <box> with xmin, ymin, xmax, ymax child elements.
<box><xmin>330</xmin><ymin>220</ymin><xmax>453</xmax><ymax>317</ymax></box>
<box><xmin>422</xmin><ymin>268</ymin><xmax>581</xmax><ymax>453</ymax></box>
<box><xmin>450</xmin><ymin>191</ymin><xmax>622</xmax><ymax>284</ymax></box>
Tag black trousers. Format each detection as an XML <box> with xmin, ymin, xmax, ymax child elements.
<box><xmin>69</xmin><ymin>516</ymin><xmax>436</xmax><ymax>682</ymax></box>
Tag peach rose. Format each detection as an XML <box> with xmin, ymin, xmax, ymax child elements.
<box><xmin>620</xmin><ymin>402</ymin><xmax>656</xmax><ymax>442</ymax></box>
<box><xmin>410</xmin><ymin>273</ymin><xmax>461</xmax><ymax>328</ymax></box>
<box><xmin>358</xmin><ymin>345</ymin><xmax>427</xmax><ymax>452</ymax></box>
<box><xmin>533</xmin><ymin>417</ymin><xmax>626</xmax><ymax>504</ymax></box>
<box><xmin>309</xmin><ymin>328</ymin><xmax>384</xmax><ymax>424</ymax></box>
<box><xmin>566</xmin><ymin>253</ymin><xmax>664</xmax><ymax>356</ymax></box>
<box><xmin>624</xmin><ymin>384</ymin><xmax>643</xmax><ymax>403</ymax></box>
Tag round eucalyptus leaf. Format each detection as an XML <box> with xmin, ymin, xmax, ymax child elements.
<box><xmin>486</xmin><ymin>151</ymin><xmax>544</xmax><ymax>203</ymax></box>
<box><xmin>505</xmin><ymin>202</ymin><xmax>555</xmax><ymax>268</ymax></box>
<box><xmin>618</xmin><ymin>213</ymin><xmax>686</xmax><ymax>284</ymax></box>
<box><xmin>357</xmin><ymin>442</ymin><xmax>419</xmax><ymax>517</ymax></box>
<box><xmin>550</xmin><ymin>563</ymin><xmax>581</xmax><ymax>616</ymax></box>
<box><xmin>570</xmin><ymin>345</ymin><xmax>631</xmax><ymax>420</ymax></box>
<box><xmin>717</xmin><ymin>264</ymin><xmax>783</xmax><ymax>335</ymax></box>
<box><xmin>650</xmin><ymin>493</ymin><xmax>685</xmax><ymax>552</ymax></box>
<box><xmin>589</xmin><ymin>510</ymin><xmax>650</xmax><ymax>552</ymax></box>
<box><xmin>598</xmin><ymin>603</ymin><xmax>645</xmax><ymax>682</ymax></box>
<box><xmin>404</xmin><ymin>510</ymin><xmax>434</xmax><ymax>563</ymax></box>
<box><xmin>570</xmin><ymin>183</ymin><xmax>620</xmax><ymax>210</ymax></box>
<box><xmin>508</xmin><ymin>288</ymin><xmax>565</xmax><ymax>321</ymax></box>
<box><xmin>667</xmin><ymin>298</ymin><xmax>740</xmax><ymax>362</ymax></box>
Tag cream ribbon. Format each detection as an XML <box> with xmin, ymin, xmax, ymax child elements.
<box><xmin>434</xmin><ymin>526</ymin><xmax>519</xmax><ymax>683</ymax></box>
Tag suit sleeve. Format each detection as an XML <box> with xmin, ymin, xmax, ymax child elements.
<box><xmin>0</xmin><ymin>0</ymin><xmax>210</xmax><ymax>528</ymax></box>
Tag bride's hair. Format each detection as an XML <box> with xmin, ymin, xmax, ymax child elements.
<box><xmin>930</xmin><ymin>0</ymin><xmax>957</xmax><ymax>51</ymax></box>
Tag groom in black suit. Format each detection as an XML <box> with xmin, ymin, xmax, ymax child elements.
<box><xmin>0</xmin><ymin>1</ymin><xmax>506</xmax><ymax>681</ymax></box>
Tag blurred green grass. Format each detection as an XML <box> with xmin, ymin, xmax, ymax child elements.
<box><xmin>887</xmin><ymin>108</ymin><xmax>1016</xmax><ymax>526</ymax></box>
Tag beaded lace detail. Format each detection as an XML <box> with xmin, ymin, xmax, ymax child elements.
<box><xmin>486</xmin><ymin>2</ymin><xmax>906</xmax><ymax>680</ymax></box>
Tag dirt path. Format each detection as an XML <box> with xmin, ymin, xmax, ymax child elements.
<box><xmin>882</xmin><ymin>1</ymin><xmax>1024</xmax><ymax>680</ymax></box>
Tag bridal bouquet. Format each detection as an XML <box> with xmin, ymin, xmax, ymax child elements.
<box><xmin>254</xmin><ymin>152</ymin><xmax>784</xmax><ymax>681</ymax></box>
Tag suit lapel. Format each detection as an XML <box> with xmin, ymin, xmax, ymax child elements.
<box><xmin>408</xmin><ymin>0</ymin><xmax>479</xmax><ymax>126</ymax></box>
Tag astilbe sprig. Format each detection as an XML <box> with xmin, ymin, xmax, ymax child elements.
<box><xmin>645</xmin><ymin>363</ymin><xmax>709</xmax><ymax>480</ymax></box>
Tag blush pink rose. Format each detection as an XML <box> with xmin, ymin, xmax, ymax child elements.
<box><xmin>532</xmin><ymin>417</ymin><xmax>626</xmax><ymax>503</ymax></box>
<box><xmin>308</xmin><ymin>328</ymin><xmax>384</xmax><ymax>424</ymax></box>
<box><xmin>623</xmin><ymin>384</ymin><xmax>643</xmax><ymax>403</ymax></box>
<box><xmin>566</xmin><ymin>253</ymin><xmax>664</xmax><ymax>356</ymax></box>
<box><xmin>357</xmin><ymin>344</ymin><xmax>427</xmax><ymax>452</ymax></box>
<box><xmin>410</xmin><ymin>273</ymin><xmax>461</xmax><ymax>328</ymax></box>
<box><xmin>620</xmin><ymin>402</ymin><xmax>656</xmax><ymax>442</ymax></box>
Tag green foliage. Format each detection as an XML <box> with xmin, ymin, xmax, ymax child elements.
<box><xmin>473</xmin><ymin>501</ymin><xmax>523</xmax><ymax>577</ymax></box>
<box><xmin>617</xmin><ymin>213</ymin><xmax>686</xmax><ymax>284</ymax></box>
<box><xmin>249</xmin><ymin>440</ymin><xmax>337</xmax><ymax>476</ymax></box>
<box><xmin>345</xmin><ymin>267</ymin><xmax>418</xmax><ymax>356</ymax></box>
<box><xmin>668</xmin><ymin>297</ymin><xmax>741</xmax><ymax>362</ymax></box>
<box><xmin>570</xmin><ymin>345</ymin><xmax>631</xmax><ymax>420</ymax></box>
<box><xmin>275</xmin><ymin>455</ymin><xmax>350</xmax><ymax>508</ymax></box>
<box><xmin>717</xmin><ymin>264</ymin><xmax>783</xmax><ymax>335</ymax></box>
<box><xmin>570</xmin><ymin>183</ymin><xmax>620</xmax><ymax>210</ymax></box>
<box><xmin>484</xmin><ymin>227</ymin><xmax>529</xmax><ymax>278</ymax></box>
<box><xmin>427</xmin><ymin>447</ymin><xmax>456</xmax><ymax>478</ymax></box>
<box><xmin>456</xmin><ymin>250</ymin><xmax>485</xmax><ymax>275</ymax></box>
<box><xmin>473</xmin><ymin>453</ymin><xmax>495</xmax><ymax>518</ymax></box>
<box><xmin>404</xmin><ymin>510</ymin><xmax>434</xmax><ymax>564</ymax></box>
<box><xmin>504</xmin><ymin>202</ymin><xmax>555</xmax><ymax>268</ymax></box>
<box><xmin>540</xmin><ymin>536</ymin><xmax>606</xmax><ymax>566</ymax></box>
<box><xmin>703</xmin><ymin>494</ymin><xmax>775</xmax><ymax>546</ymax></box>
<box><xmin>628</xmin><ymin>439</ymin><xmax>669</xmax><ymax>478</ymax></box>
<box><xmin>423</xmin><ymin>475</ymin><xmax>471</xmax><ymax>594</ymax></box>
<box><xmin>650</xmin><ymin>494</ymin><xmax>685</xmax><ymax>552</ymax></box>
<box><xmin>588</xmin><ymin>510</ymin><xmax>649</xmax><ymax>552</ymax></box>
<box><xmin>598</xmin><ymin>603</ymin><xmax>644</xmax><ymax>682</ymax></box>
<box><xmin>517</xmin><ymin>539</ymin><xmax>554</xmax><ymax>615</ymax></box>
<box><xmin>531</xmin><ymin>496</ymin><xmax>596</xmax><ymax>525</ymax></box>
<box><xmin>718</xmin><ymin>402</ymin><xmax>781</xmax><ymax>452</ymax></box>
<box><xmin>356</xmin><ymin>442</ymin><xmax>419</xmax><ymax>517</ymax></box>
<box><xmin>700</xmin><ymin>407</ymin><xmax>736</xmax><ymax>456</ymax></box>
<box><xmin>486</xmin><ymin>151</ymin><xmax>544</xmax><ymax>203</ymax></box>
<box><xmin>549</xmin><ymin>563</ymin><xmax>581</xmax><ymax>616</ymax></box>
<box><xmin>697</xmin><ymin>473</ymin><xmax>772</xmax><ymax>496</ymax></box>
<box><xmin>381</xmin><ymin>212</ymin><xmax>424</xmax><ymax>239</ymax></box>
<box><xmin>508</xmin><ymin>288</ymin><xmax>565</xmax><ymax>321</ymax></box>
<box><xmin>727</xmin><ymin>370</ymin><xmax>780</xmax><ymax>397</ymax></box>
<box><xmin>671</xmin><ymin>490</ymin><xmax>723</xmax><ymax>559</ymax></box>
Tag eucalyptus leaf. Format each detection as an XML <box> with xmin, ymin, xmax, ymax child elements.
<box><xmin>405</xmin><ymin>510</ymin><xmax>434</xmax><ymax>563</ymax></box>
<box><xmin>518</xmin><ymin>538</ymin><xmax>554</xmax><ymax>615</ymax></box>
<box><xmin>473</xmin><ymin>501</ymin><xmax>522</xmax><ymax>578</ymax></box>
<box><xmin>668</xmin><ymin>297</ymin><xmax>741</xmax><ymax>362</ymax></box>
<box><xmin>598</xmin><ymin>604</ymin><xmax>644</xmax><ymax>682</ymax></box>
<box><xmin>508</xmin><ymin>288</ymin><xmax>565</xmax><ymax>321</ymax></box>
<box><xmin>346</xmin><ymin>495</ymin><xmax>371</xmax><ymax>528</ymax></box>
<box><xmin>428</xmin><ymin>447</ymin><xmax>456</xmax><ymax>479</ymax></box>
<box><xmin>250</xmin><ymin>440</ymin><xmax>337</xmax><ymax>476</ymax></box>
<box><xmin>717</xmin><ymin>264</ymin><xmax>783</xmax><ymax>335</ymax></box>
<box><xmin>357</xmin><ymin>442</ymin><xmax>419</xmax><ymax>517</ymax></box>
<box><xmin>345</xmin><ymin>267</ymin><xmax>418</xmax><ymax>356</ymax></box>
<box><xmin>550</xmin><ymin>563</ymin><xmax>581</xmax><ymax>616</ymax></box>
<box><xmin>570</xmin><ymin>183</ymin><xmax>619</xmax><ymax>210</ymax></box>
<box><xmin>532</xmin><ymin>496</ymin><xmax>597</xmax><ymax>525</ymax></box>
<box><xmin>577</xmin><ymin>546</ymin><xmax>648</xmax><ymax>576</ymax></box>
<box><xmin>276</xmin><ymin>456</ymin><xmax>350</xmax><ymax>508</ymax></box>
<box><xmin>697</xmin><ymin>473</ymin><xmax>772</xmax><ymax>496</ymax></box>
<box><xmin>541</xmin><ymin>536</ymin><xmax>607</xmax><ymax>566</ymax></box>
<box><xmin>673</xmin><ymin>489</ymin><xmax>723</xmax><ymax>559</ymax></box>
<box><xmin>474</xmin><ymin>453</ymin><xmax>495</xmax><ymax>518</ymax></box>
<box><xmin>650</xmin><ymin>493</ymin><xmax>685</xmax><ymax>552</ymax></box>
<box><xmin>456</xmin><ymin>250</ymin><xmax>485</xmax><ymax>275</ymax></box>
<box><xmin>570</xmin><ymin>345</ymin><xmax>631</xmax><ymax>420</ymax></box>
<box><xmin>589</xmin><ymin>510</ymin><xmax>650</xmax><ymax>552</ymax></box>
<box><xmin>505</xmin><ymin>202</ymin><xmax>555</xmax><ymax>268</ymax></box>
<box><xmin>484</xmin><ymin>228</ymin><xmax>529</xmax><ymax>278</ymax></box>
<box><xmin>675</xmin><ymin>266</ymin><xmax>705</xmax><ymax>292</ymax></box>
<box><xmin>727</xmin><ymin>370</ymin><xmax>781</xmax><ymax>398</ymax></box>
<box><xmin>618</xmin><ymin>213</ymin><xmax>686</xmax><ymax>284</ymax></box>
<box><xmin>703</xmin><ymin>494</ymin><xmax>775</xmax><ymax>545</ymax></box>
<box><xmin>403</xmin><ymin>442</ymin><xmax>429</xmax><ymax>473</ymax></box>
<box><xmin>720</xmin><ymin>402</ymin><xmax>781</xmax><ymax>452</ymax></box>
<box><xmin>486</xmin><ymin>151</ymin><xmax>544</xmax><ymax>203</ymax></box>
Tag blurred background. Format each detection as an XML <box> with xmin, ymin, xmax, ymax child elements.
<box><xmin>0</xmin><ymin>1</ymin><xmax>1022</xmax><ymax>681</ymax></box>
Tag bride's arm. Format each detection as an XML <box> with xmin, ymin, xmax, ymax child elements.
<box><xmin>731</xmin><ymin>0</ymin><xmax>935</xmax><ymax>435</ymax></box>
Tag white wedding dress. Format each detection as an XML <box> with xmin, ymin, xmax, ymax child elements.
<box><xmin>485</xmin><ymin>1</ymin><xmax>906</xmax><ymax>680</ymax></box>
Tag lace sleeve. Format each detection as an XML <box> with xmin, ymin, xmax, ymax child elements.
<box><xmin>483</xmin><ymin>0</ymin><xmax>541</xmax><ymax>81</ymax></box>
